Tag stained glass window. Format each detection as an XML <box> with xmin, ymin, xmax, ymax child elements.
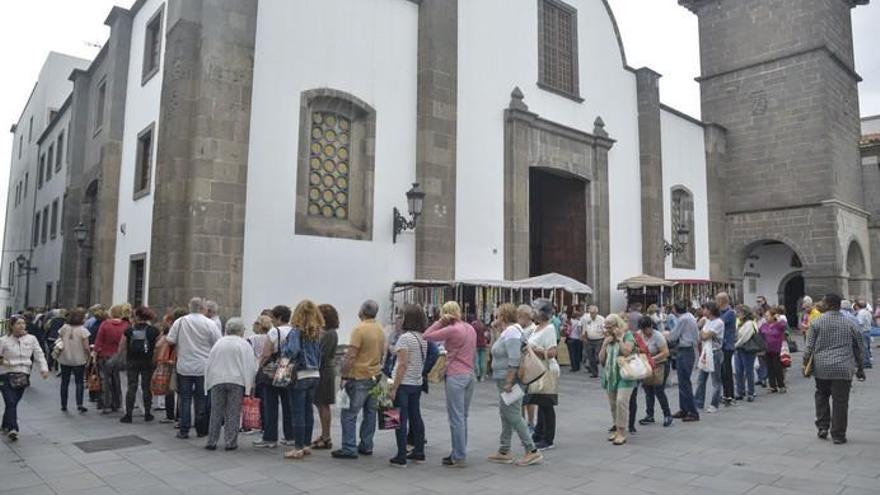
<box><xmin>307</xmin><ymin>112</ymin><xmax>350</xmax><ymax>220</ymax></box>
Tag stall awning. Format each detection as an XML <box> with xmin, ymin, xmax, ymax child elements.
<box><xmin>616</xmin><ymin>274</ymin><xmax>675</xmax><ymax>290</ymax></box>
<box><xmin>393</xmin><ymin>272</ymin><xmax>592</xmax><ymax>295</ymax></box>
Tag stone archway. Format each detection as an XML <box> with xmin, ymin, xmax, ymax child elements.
<box><xmin>738</xmin><ymin>239</ymin><xmax>806</xmax><ymax>309</ymax></box>
<box><xmin>846</xmin><ymin>240</ymin><xmax>868</xmax><ymax>299</ymax></box>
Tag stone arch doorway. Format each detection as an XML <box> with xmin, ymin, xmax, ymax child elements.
<box><xmin>846</xmin><ymin>240</ymin><xmax>868</xmax><ymax>299</ymax></box>
<box><xmin>740</xmin><ymin>240</ymin><xmax>805</xmax><ymax>313</ymax></box>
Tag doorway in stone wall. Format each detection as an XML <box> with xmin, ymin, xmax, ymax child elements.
<box><xmin>529</xmin><ymin>168</ymin><xmax>587</xmax><ymax>283</ymax></box>
<box><xmin>781</xmin><ymin>273</ymin><xmax>805</xmax><ymax>327</ymax></box>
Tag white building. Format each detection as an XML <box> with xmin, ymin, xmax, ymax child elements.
<box><xmin>2</xmin><ymin>53</ymin><xmax>89</xmax><ymax>314</ymax></box>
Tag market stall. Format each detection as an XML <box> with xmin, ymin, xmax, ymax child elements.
<box><xmin>616</xmin><ymin>274</ymin><xmax>675</xmax><ymax>309</ymax></box>
<box><xmin>390</xmin><ymin>273</ymin><xmax>593</xmax><ymax>324</ymax></box>
<box><xmin>669</xmin><ymin>279</ymin><xmax>737</xmax><ymax>307</ymax></box>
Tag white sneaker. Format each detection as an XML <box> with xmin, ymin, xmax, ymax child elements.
<box><xmin>706</xmin><ymin>405</ymin><xmax>718</xmax><ymax>413</ymax></box>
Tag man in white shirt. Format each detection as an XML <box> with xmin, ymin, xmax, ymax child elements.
<box><xmin>580</xmin><ymin>306</ymin><xmax>605</xmax><ymax>378</ymax></box>
<box><xmin>166</xmin><ymin>297</ymin><xmax>222</xmax><ymax>439</ymax></box>
<box><xmin>855</xmin><ymin>298</ymin><xmax>873</xmax><ymax>369</ymax></box>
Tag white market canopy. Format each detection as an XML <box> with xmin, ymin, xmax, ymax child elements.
<box><xmin>393</xmin><ymin>272</ymin><xmax>593</xmax><ymax>295</ymax></box>
<box><xmin>616</xmin><ymin>274</ymin><xmax>675</xmax><ymax>290</ymax></box>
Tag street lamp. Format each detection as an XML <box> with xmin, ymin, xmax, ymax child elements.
<box><xmin>73</xmin><ymin>221</ymin><xmax>89</xmax><ymax>247</ymax></box>
<box><xmin>393</xmin><ymin>183</ymin><xmax>426</xmax><ymax>243</ymax></box>
<box><xmin>15</xmin><ymin>254</ymin><xmax>37</xmax><ymax>309</ymax></box>
<box><xmin>663</xmin><ymin>227</ymin><xmax>690</xmax><ymax>258</ymax></box>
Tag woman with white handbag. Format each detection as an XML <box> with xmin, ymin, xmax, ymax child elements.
<box><xmin>524</xmin><ymin>299</ymin><xmax>559</xmax><ymax>451</ymax></box>
<box><xmin>599</xmin><ymin>314</ymin><xmax>637</xmax><ymax>445</ymax></box>
<box><xmin>695</xmin><ymin>303</ymin><xmax>724</xmax><ymax>413</ymax></box>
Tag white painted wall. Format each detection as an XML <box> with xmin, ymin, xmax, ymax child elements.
<box><xmin>30</xmin><ymin>108</ymin><xmax>71</xmax><ymax>307</ymax></box>
<box><xmin>661</xmin><ymin>108</ymin><xmax>710</xmax><ymax>281</ymax></box>
<box><xmin>456</xmin><ymin>0</ymin><xmax>642</xmax><ymax>313</ymax></box>
<box><xmin>742</xmin><ymin>243</ymin><xmax>800</xmax><ymax>308</ymax></box>
<box><xmin>242</xmin><ymin>0</ymin><xmax>419</xmax><ymax>340</ymax></box>
<box><xmin>1</xmin><ymin>52</ymin><xmax>88</xmax><ymax>311</ymax></box>
<box><xmin>112</xmin><ymin>0</ymin><xmax>166</xmax><ymax>305</ymax></box>
<box><xmin>862</xmin><ymin>115</ymin><xmax>880</xmax><ymax>135</ymax></box>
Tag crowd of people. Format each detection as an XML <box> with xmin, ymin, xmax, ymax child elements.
<box><xmin>0</xmin><ymin>291</ymin><xmax>872</xmax><ymax>460</ymax></box>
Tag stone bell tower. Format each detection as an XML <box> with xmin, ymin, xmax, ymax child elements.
<box><xmin>681</xmin><ymin>0</ymin><xmax>873</xmax><ymax>302</ymax></box>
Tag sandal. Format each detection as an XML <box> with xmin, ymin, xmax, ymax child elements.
<box><xmin>284</xmin><ymin>449</ymin><xmax>306</xmax><ymax>460</ymax></box>
<box><xmin>612</xmin><ymin>435</ymin><xmax>627</xmax><ymax>446</ymax></box>
<box><xmin>311</xmin><ymin>437</ymin><xmax>333</xmax><ymax>450</ymax></box>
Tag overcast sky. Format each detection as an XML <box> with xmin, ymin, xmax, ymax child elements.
<box><xmin>1</xmin><ymin>0</ymin><xmax>878</xmax><ymax>244</ymax></box>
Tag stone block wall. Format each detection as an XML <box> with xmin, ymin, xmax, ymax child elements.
<box><xmin>686</xmin><ymin>0</ymin><xmax>871</xmax><ymax>301</ymax></box>
<box><xmin>415</xmin><ymin>0</ymin><xmax>457</xmax><ymax>280</ymax></box>
<box><xmin>148</xmin><ymin>0</ymin><xmax>257</xmax><ymax>317</ymax></box>
<box><xmin>683</xmin><ymin>0</ymin><xmax>859</xmax><ymax>76</ymax></box>
<box><xmin>635</xmin><ymin>68</ymin><xmax>665</xmax><ymax>278</ymax></box>
<box><xmin>59</xmin><ymin>8</ymin><xmax>131</xmax><ymax>307</ymax></box>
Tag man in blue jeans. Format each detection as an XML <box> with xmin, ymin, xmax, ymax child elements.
<box><xmin>665</xmin><ymin>302</ymin><xmax>700</xmax><ymax>421</ymax></box>
<box><xmin>332</xmin><ymin>301</ymin><xmax>385</xmax><ymax>459</ymax></box>
<box><xmin>165</xmin><ymin>298</ymin><xmax>222</xmax><ymax>439</ymax></box>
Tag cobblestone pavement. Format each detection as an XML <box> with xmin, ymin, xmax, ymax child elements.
<box><xmin>2</xmin><ymin>354</ymin><xmax>879</xmax><ymax>495</ymax></box>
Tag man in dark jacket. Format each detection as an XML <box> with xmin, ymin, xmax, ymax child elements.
<box><xmin>716</xmin><ymin>293</ymin><xmax>737</xmax><ymax>405</ymax></box>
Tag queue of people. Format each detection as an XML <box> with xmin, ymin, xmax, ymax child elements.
<box><xmin>0</xmin><ymin>290</ymin><xmax>870</xmax><ymax>464</ymax></box>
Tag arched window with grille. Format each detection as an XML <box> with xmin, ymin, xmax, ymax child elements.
<box><xmin>295</xmin><ymin>88</ymin><xmax>376</xmax><ymax>241</ymax></box>
<box><xmin>671</xmin><ymin>186</ymin><xmax>695</xmax><ymax>269</ymax></box>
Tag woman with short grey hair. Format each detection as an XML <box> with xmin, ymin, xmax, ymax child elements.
<box><xmin>204</xmin><ymin>317</ymin><xmax>257</xmax><ymax>451</ymax></box>
<box><xmin>524</xmin><ymin>298</ymin><xmax>559</xmax><ymax>450</ymax></box>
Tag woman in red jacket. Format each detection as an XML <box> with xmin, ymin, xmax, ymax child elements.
<box><xmin>92</xmin><ymin>305</ymin><xmax>130</xmax><ymax>414</ymax></box>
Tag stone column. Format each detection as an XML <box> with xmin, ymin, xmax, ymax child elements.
<box><xmin>635</xmin><ymin>67</ymin><xmax>665</xmax><ymax>278</ymax></box>
<box><xmin>415</xmin><ymin>0</ymin><xmax>457</xmax><ymax>280</ymax></box>
<box><xmin>703</xmin><ymin>123</ymin><xmax>728</xmax><ymax>282</ymax></box>
<box><xmin>592</xmin><ymin>118</ymin><xmax>613</xmax><ymax>314</ymax></box>
<box><xmin>148</xmin><ymin>0</ymin><xmax>257</xmax><ymax>317</ymax></box>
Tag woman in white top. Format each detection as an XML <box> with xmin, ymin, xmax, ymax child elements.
<box><xmin>695</xmin><ymin>303</ymin><xmax>724</xmax><ymax>412</ymax></box>
<box><xmin>1</xmin><ymin>315</ymin><xmax>49</xmax><ymax>441</ymax></box>
<box><xmin>524</xmin><ymin>299</ymin><xmax>559</xmax><ymax>451</ymax></box>
<box><xmin>57</xmin><ymin>309</ymin><xmax>91</xmax><ymax>413</ymax></box>
<box><xmin>204</xmin><ymin>318</ymin><xmax>257</xmax><ymax>451</ymax></box>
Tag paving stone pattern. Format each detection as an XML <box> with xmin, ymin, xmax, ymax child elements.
<box><xmin>2</xmin><ymin>353</ymin><xmax>879</xmax><ymax>495</ymax></box>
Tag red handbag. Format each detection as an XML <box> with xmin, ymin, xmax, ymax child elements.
<box><xmin>242</xmin><ymin>396</ymin><xmax>262</xmax><ymax>430</ymax></box>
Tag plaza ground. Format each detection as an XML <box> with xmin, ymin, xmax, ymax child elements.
<box><xmin>2</xmin><ymin>354</ymin><xmax>879</xmax><ymax>495</ymax></box>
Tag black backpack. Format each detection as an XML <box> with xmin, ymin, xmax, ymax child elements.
<box><xmin>128</xmin><ymin>326</ymin><xmax>150</xmax><ymax>358</ymax></box>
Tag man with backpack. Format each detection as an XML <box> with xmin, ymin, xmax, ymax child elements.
<box><xmin>119</xmin><ymin>306</ymin><xmax>160</xmax><ymax>423</ymax></box>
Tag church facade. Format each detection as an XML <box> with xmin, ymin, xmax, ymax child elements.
<box><xmin>2</xmin><ymin>0</ymin><xmax>874</xmax><ymax>330</ymax></box>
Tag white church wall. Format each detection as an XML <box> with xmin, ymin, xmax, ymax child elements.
<box><xmin>242</xmin><ymin>0</ymin><xmax>419</xmax><ymax>340</ymax></box>
<box><xmin>112</xmin><ymin>0</ymin><xmax>166</xmax><ymax>305</ymax></box>
<box><xmin>456</xmin><ymin>0</ymin><xmax>642</xmax><ymax>313</ymax></box>
<box><xmin>660</xmin><ymin>108</ymin><xmax>710</xmax><ymax>281</ymax></box>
